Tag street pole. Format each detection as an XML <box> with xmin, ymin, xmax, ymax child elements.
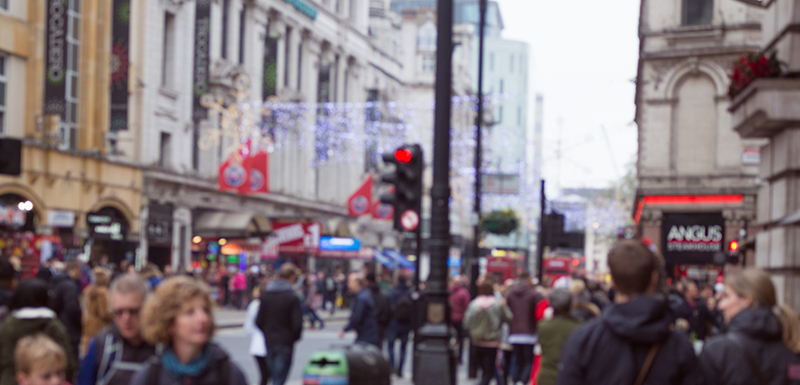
<box><xmin>471</xmin><ymin>0</ymin><xmax>487</xmax><ymax>294</ymax></box>
<box><xmin>537</xmin><ymin>179</ymin><xmax>546</xmax><ymax>284</ymax></box>
<box><xmin>468</xmin><ymin>0</ymin><xmax>487</xmax><ymax>379</ymax></box>
<box><xmin>414</xmin><ymin>0</ymin><xmax>455</xmax><ymax>384</ymax></box>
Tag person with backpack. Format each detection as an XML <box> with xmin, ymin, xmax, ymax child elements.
<box><xmin>129</xmin><ymin>276</ymin><xmax>247</xmax><ymax>385</ymax></box>
<box><xmin>0</xmin><ymin>278</ymin><xmax>77</xmax><ymax>385</ymax></box>
<box><xmin>464</xmin><ymin>280</ymin><xmax>513</xmax><ymax>385</ymax></box>
<box><xmin>78</xmin><ymin>273</ymin><xmax>157</xmax><ymax>385</ymax></box>
<box><xmin>557</xmin><ymin>240</ymin><xmax>703</xmax><ymax>385</ymax></box>
<box><xmin>366</xmin><ymin>272</ymin><xmax>393</xmax><ymax>348</ymax></box>
<box><xmin>387</xmin><ymin>274</ymin><xmax>413</xmax><ymax>377</ymax></box>
<box><xmin>699</xmin><ymin>268</ymin><xmax>800</xmax><ymax>385</ymax></box>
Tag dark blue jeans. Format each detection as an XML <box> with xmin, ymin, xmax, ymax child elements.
<box><xmin>266</xmin><ymin>344</ymin><xmax>294</xmax><ymax>385</ymax></box>
<box><xmin>386</xmin><ymin>322</ymin><xmax>411</xmax><ymax>374</ymax></box>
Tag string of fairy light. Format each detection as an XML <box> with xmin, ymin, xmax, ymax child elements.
<box><xmin>199</xmin><ymin>76</ymin><xmax>628</xmax><ymax>241</ymax></box>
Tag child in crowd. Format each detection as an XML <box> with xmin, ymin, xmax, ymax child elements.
<box><xmin>14</xmin><ymin>334</ymin><xmax>69</xmax><ymax>385</ymax></box>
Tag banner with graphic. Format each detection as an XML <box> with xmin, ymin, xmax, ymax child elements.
<box><xmin>192</xmin><ymin>0</ymin><xmax>211</xmax><ymax>121</ymax></box>
<box><xmin>239</xmin><ymin>149</ymin><xmax>269</xmax><ymax>195</ymax></box>
<box><xmin>43</xmin><ymin>0</ymin><xmax>69</xmax><ymax>115</ymax></box>
<box><xmin>661</xmin><ymin>212</ymin><xmax>725</xmax><ymax>265</ymax></box>
<box><xmin>218</xmin><ymin>144</ymin><xmax>249</xmax><ymax>192</ymax></box>
<box><xmin>372</xmin><ymin>186</ymin><xmax>394</xmax><ymax>221</ymax></box>
<box><xmin>347</xmin><ymin>175</ymin><xmax>373</xmax><ymax>217</ymax></box>
<box><xmin>110</xmin><ymin>0</ymin><xmax>130</xmax><ymax>131</ymax></box>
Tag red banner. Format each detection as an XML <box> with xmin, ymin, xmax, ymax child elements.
<box><xmin>348</xmin><ymin>175</ymin><xmax>373</xmax><ymax>217</ymax></box>
<box><xmin>218</xmin><ymin>143</ymin><xmax>249</xmax><ymax>192</ymax></box>
<box><xmin>239</xmin><ymin>150</ymin><xmax>269</xmax><ymax>194</ymax></box>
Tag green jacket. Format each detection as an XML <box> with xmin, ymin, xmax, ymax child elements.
<box><xmin>537</xmin><ymin>315</ymin><xmax>581</xmax><ymax>385</ymax></box>
<box><xmin>0</xmin><ymin>308</ymin><xmax>77</xmax><ymax>385</ymax></box>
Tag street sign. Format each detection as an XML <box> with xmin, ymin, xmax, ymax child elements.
<box><xmin>400</xmin><ymin>209</ymin><xmax>420</xmax><ymax>231</ymax></box>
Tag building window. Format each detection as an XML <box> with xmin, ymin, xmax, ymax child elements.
<box><xmin>162</xmin><ymin>13</ymin><xmax>176</xmax><ymax>87</ymax></box>
<box><xmin>263</xmin><ymin>20</ymin><xmax>278</xmax><ymax>98</ymax></box>
<box><xmin>0</xmin><ymin>55</ymin><xmax>5</xmax><ymax>135</ymax></box>
<box><xmin>364</xmin><ymin>89</ymin><xmax>379</xmax><ymax>171</ymax></box>
<box><xmin>238</xmin><ymin>6</ymin><xmax>246</xmax><ymax>64</ymax></box>
<box><xmin>683</xmin><ymin>0</ymin><xmax>712</xmax><ymax>26</ymax></box>
<box><xmin>499</xmin><ymin>79</ymin><xmax>503</xmax><ymax>94</ymax></box>
<box><xmin>159</xmin><ymin>132</ymin><xmax>171</xmax><ymax>168</ymax></box>
<box><xmin>221</xmin><ymin>0</ymin><xmax>229</xmax><ymax>59</ymax></box>
<box><xmin>297</xmin><ymin>39</ymin><xmax>303</xmax><ymax>90</ymax></box>
<box><xmin>510</xmin><ymin>54</ymin><xmax>514</xmax><ymax>72</ymax></box>
<box><xmin>62</xmin><ymin>0</ymin><xmax>81</xmax><ymax>150</ymax></box>
<box><xmin>422</xmin><ymin>55</ymin><xmax>435</xmax><ymax>73</ymax></box>
<box><xmin>498</xmin><ymin>106</ymin><xmax>503</xmax><ymax>124</ymax></box>
<box><xmin>284</xmin><ymin>26</ymin><xmax>291</xmax><ymax>87</ymax></box>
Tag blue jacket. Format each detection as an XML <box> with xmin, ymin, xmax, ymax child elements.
<box><xmin>344</xmin><ymin>288</ymin><xmax>379</xmax><ymax>345</ymax></box>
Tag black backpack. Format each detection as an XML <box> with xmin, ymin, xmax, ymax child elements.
<box><xmin>394</xmin><ymin>293</ymin><xmax>413</xmax><ymax>323</ymax></box>
<box><xmin>375</xmin><ymin>291</ymin><xmax>393</xmax><ymax>326</ymax></box>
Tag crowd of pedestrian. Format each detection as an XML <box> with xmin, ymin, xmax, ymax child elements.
<box><xmin>1</xmin><ymin>237</ymin><xmax>800</xmax><ymax>385</ymax></box>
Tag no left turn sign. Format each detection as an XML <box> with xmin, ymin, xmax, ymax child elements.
<box><xmin>401</xmin><ymin>209</ymin><xmax>420</xmax><ymax>232</ymax></box>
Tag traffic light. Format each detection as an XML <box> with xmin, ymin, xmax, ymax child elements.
<box><xmin>380</xmin><ymin>144</ymin><xmax>423</xmax><ymax>232</ymax></box>
<box><xmin>728</xmin><ymin>240</ymin><xmax>739</xmax><ymax>252</ymax></box>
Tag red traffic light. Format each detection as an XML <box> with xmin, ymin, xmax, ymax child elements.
<box><xmin>729</xmin><ymin>240</ymin><xmax>739</xmax><ymax>252</ymax></box>
<box><xmin>395</xmin><ymin>149</ymin><xmax>413</xmax><ymax>163</ymax></box>
<box><xmin>572</xmin><ymin>259</ymin><xmax>579</xmax><ymax>267</ymax></box>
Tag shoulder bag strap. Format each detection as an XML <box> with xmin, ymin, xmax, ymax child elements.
<box><xmin>634</xmin><ymin>341</ymin><xmax>662</xmax><ymax>385</ymax></box>
<box><xmin>729</xmin><ymin>333</ymin><xmax>769</xmax><ymax>385</ymax></box>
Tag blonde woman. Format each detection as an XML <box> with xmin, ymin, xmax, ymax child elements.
<box><xmin>80</xmin><ymin>267</ymin><xmax>112</xmax><ymax>355</ymax></box>
<box><xmin>129</xmin><ymin>276</ymin><xmax>247</xmax><ymax>385</ymax></box>
<box><xmin>699</xmin><ymin>269</ymin><xmax>800</xmax><ymax>385</ymax></box>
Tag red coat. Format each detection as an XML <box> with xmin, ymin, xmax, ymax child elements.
<box><xmin>449</xmin><ymin>286</ymin><xmax>471</xmax><ymax>323</ymax></box>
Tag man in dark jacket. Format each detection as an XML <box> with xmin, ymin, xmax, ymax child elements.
<box><xmin>78</xmin><ymin>273</ymin><xmax>157</xmax><ymax>385</ymax></box>
<box><xmin>507</xmin><ymin>271</ymin><xmax>543</xmax><ymax>385</ymax></box>
<box><xmin>0</xmin><ymin>259</ymin><xmax>15</xmax><ymax>321</ymax></box>
<box><xmin>50</xmin><ymin>260</ymin><xmax>83</xmax><ymax>362</ymax></box>
<box><xmin>366</xmin><ymin>272</ymin><xmax>392</xmax><ymax>348</ymax></box>
<box><xmin>387</xmin><ymin>274</ymin><xmax>413</xmax><ymax>376</ymax></box>
<box><xmin>558</xmin><ymin>240</ymin><xmax>703</xmax><ymax>385</ymax></box>
<box><xmin>257</xmin><ymin>263</ymin><xmax>303</xmax><ymax>385</ymax></box>
<box><xmin>339</xmin><ymin>272</ymin><xmax>379</xmax><ymax>346</ymax></box>
<box><xmin>449</xmin><ymin>276</ymin><xmax>471</xmax><ymax>364</ymax></box>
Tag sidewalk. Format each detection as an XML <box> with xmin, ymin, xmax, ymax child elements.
<box><xmin>214</xmin><ymin>306</ymin><xmax>352</xmax><ymax>329</ymax></box>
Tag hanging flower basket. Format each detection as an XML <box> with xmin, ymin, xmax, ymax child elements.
<box><xmin>481</xmin><ymin>209</ymin><xmax>519</xmax><ymax>235</ymax></box>
<box><xmin>728</xmin><ymin>51</ymin><xmax>782</xmax><ymax>98</ymax></box>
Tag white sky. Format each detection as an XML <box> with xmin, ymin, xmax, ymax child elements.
<box><xmin>494</xmin><ymin>0</ymin><xmax>641</xmax><ymax>196</ymax></box>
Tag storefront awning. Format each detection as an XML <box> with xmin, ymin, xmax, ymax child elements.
<box><xmin>373</xmin><ymin>248</ymin><xmax>399</xmax><ymax>269</ymax></box>
<box><xmin>194</xmin><ymin>212</ymin><xmax>272</xmax><ymax>238</ymax></box>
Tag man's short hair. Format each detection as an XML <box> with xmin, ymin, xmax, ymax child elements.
<box><xmin>109</xmin><ymin>273</ymin><xmax>149</xmax><ymax>299</ymax></box>
<box><xmin>365</xmin><ymin>272</ymin><xmax>377</xmax><ymax>284</ymax></box>
<box><xmin>278</xmin><ymin>263</ymin><xmax>299</xmax><ymax>280</ymax></box>
<box><xmin>607</xmin><ymin>240</ymin><xmax>657</xmax><ymax>295</ymax></box>
<box><xmin>349</xmin><ymin>272</ymin><xmax>365</xmax><ymax>285</ymax></box>
<box><xmin>549</xmin><ymin>289</ymin><xmax>572</xmax><ymax>314</ymax></box>
<box><xmin>518</xmin><ymin>271</ymin><xmax>531</xmax><ymax>281</ymax></box>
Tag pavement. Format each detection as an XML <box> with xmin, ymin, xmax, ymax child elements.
<box><xmin>214</xmin><ymin>310</ymin><xmax>472</xmax><ymax>385</ymax></box>
<box><xmin>214</xmin><ymin>306</ymin><xmax>352</xmax><ymax>329</ymax></box>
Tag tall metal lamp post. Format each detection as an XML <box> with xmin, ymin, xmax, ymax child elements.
<box><xmin>413</xmin><ymin>0</ymin><xmax>457</xmax><ymax>384</ymax></box>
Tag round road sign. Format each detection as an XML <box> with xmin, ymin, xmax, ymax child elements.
<box><xmin>401</xmin><ymin>209</ymin><xmax>420</xmax><ymax>231</ymax></box>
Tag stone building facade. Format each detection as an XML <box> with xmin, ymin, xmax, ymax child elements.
<box><xmin>635</xmin><ymin>0</ymin><xmax>766</xmax><ymax>280</ymax></box>
<box><xmin>729</xmin><ymin>0</ymin><xmax>800</xmax><ymax>310</ymax></box>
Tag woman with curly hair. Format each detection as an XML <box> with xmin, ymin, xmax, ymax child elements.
<box><xmin>80</xmin><ymin>267</ymin><xmax>113</xmax><ymax>355</ymax></box>
<box><xmin>129</xmin><ymin>276</ymin><xmax>247</xmax><ymax>385</ymax></box>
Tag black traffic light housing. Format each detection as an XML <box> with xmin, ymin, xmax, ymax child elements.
<box><xmin>380</xmin><ymin>144</ymin><xmax>423</xmax><ymax>232</ymax></box>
